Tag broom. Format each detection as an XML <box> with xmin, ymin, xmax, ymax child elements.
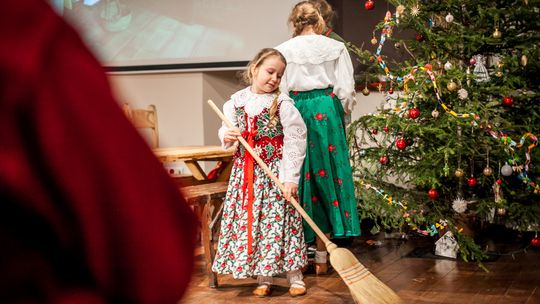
<box><xmin>208</xmin><ymin>100</ymin><xmax>401</xmax><ymax>304</ymax></box>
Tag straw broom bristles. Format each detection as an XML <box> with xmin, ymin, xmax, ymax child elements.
<box><xmin>208</xmin><ymin>100</ymin><xmax>401</xmax><ymax>304</ymax></box>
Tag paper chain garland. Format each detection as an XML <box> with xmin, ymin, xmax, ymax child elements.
<box><xmin>372</xmin><ymin>9</ymin><xmax>539</xmax><ymax>192</ymax></box>
<box><xmin>360</xmin><ymin>181</ymin><xmax>457</xmax><ymax>236</ymax></box>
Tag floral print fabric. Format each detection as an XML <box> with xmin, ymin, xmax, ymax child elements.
<box><xmin>212</xmin><ymin>103</ymin><xmax>307</xmax><ymax>279</ymax></box>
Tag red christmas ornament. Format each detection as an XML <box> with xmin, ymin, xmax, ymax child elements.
<box><xmin>496</xmin><ymin>179</ymin><xmax>503</xmax><ymax>185</ymax></box>
<box><xmin>388</xmin><ymin>88</ymin><xmax>394</xmax><ymax>94</ymax></box>
<box><xmin>467</xmin><ymin>176</ymin><xmax>478</xmax><ymax>187</ymax></box>
<box><xmin>469</xmin><ymin>57</ymin><xmax>477</xmax><ymax>65</ymax></box>
<box><xmin>415</xmin><ymin>33</ymin><xmax>425</xmax><ymax>42</ymax></box>
<box><xmin>502</xmin><ymin>96</ymin><xmax>513</xmax><ymax>106</ymax></box>
<box><xmin>383</xmin><ymin>126</ymin><xmax>390</xmax><ymax>132</ymax></box>
<box><xmin>531</xmin><ymin>236</ymin><xmax>540</xmax><ymax>248</ymax></box>
<box><xmin>396</xmin><ymin>138</ymin><xmax>407</xmax><ymax>150</ymax></box>
<box><xmin>379</xmin><ymin>155</ymin><xmax>389</xmax><ymax>165</ymax></box>
<box><xmin>409</xmin><ymin>108</ymin><xmax>421</xmax><ymax>119</ymax></box>
<box><xmin>364</xmin><ymin>0</ymin><xmax>375</xmax><ymax>10</ymax></box>
<box><xmin>372</xmin><ymin>129</ymin><xmax>378</xmax><ymax>135</ymax></box>
<box><xmin>427</xmin><ymin>188</ymin><xmax>439</xmax><ymax>200</ymax></box>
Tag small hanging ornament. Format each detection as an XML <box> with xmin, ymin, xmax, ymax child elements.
<box><xmin>379</xmin><ymin>155</ymin><xmax>389</xmax><ymax>165</ymax></box>
<box><xmin>396</xmin><ymin>5</ymin><xmax>405</xmax><ymax>24</ymax></box>
<box><xmin>394</xmin><ymin>42</ymin><xmax>401</xmax><ymax>49</ymax></box>
<box><xmin>371</xmin><ymin>31</ymin><xmax>378</xmax><ymax>45</ymax></box>
<box><xmin>431</xmin><ymin>109</ymin><xmax>440</xmax><ymax>118</ymax></box>
<box><xmin>443</xmin><ymin>61</ymin><xmax>453</xmax><ymax>70</ymax></box>
<box><xmin>520</xmin><ymin>55</ymin><xmax>528</xmax><ymax>67</ymax></box>
<box><xmin>467</xmin><ymin>176</ymin><xmax>478</xmax><ymax>187</ymax></box>
<box><xmin>411</xmin><ymin>3</ymin><xmax>420</xmax><ymax>16</ymax></box>
<box><xmin>492</xmin><ymin>28</ymin><xmax>502</xmax><ymax>39</ymax></box>
<box><xmin>457</xmin><ymin>88</ymin><xmax>468</xmax><ymax>100</ymax></box>
<box><xmin>362</xmin><ymin>87</ymin><xmax>370</xmax><ymax>96</ymax></box>
<box><xmin>469</xmin><ymin>57</ymin><xmax>477</xmax><ymax>65</ymax></box>
<box><xmin>502</xmin><ymin>96</ymin><xmax>513</xmax><ymax>106</ymax></box>
<box><xmin>364</xmin><ymin>0</ymin><xmax>375</xmax><ymax>10</ymax></box>
<box><xmin>415</xmin><ymin>33</ymin><xmax>425</xmax><ymax>42</ymax></box>
<box><xmin>497</xmin><ymin>208</ymin><xmax>507</xmax><ymax>216</ymax></box>
<box><xmin>396</xmin><ymin>138</ymin><xmax>407</xmax><ymax>150</ymax></box>
<box><xmin>473</xmin><ymin>55</ymin><xmax>490</xmax><ymax>82</ymax></box>
<box><xmin>501</xmin><ymin>162</ymin><xmax>513</xmax><ymax>176</ymax></box>
<box><xmin>531</xmin><ymin>233</ymin><xmax>540</xmax><ymax>248</ymax></box>
<box><xmin>447</xmin><ymin>80</ymin><xmax>458</xmax><ymax>92</ymax></box>
<box><xmin>445</xmin><ymin>13</ymin><xmax>454</xmax><ymax>23</ymax></box>
<box><xmin>372</xmin><ymin>128</ymin><xmax>378</xmax><ymax>135</ymax></box>
<box><xmin>409</xmin><ymin>108</ymin><xmax>421</xmax><ymax>119</ymax></box>
<box><xmin>452</xmin><ymin>197</ymin><xmax>468</xmax><ymax>213</ymax></box>
<box><xmin>455</xmin><ymin>168</ymin><xmax>465</xmax><ymax>177</ymax></box>
<box><xmin>383</xmin><ymin>126</ymin><xmax>390</xmax><ymax>132</ymax></box>
<box><xmin>492</xmin><ymin>20</ymin><xmax>502</xmax><ymax>39</ymax></box>
<box><xmin>483</xmin><ymin>149</ymin><xmax>493</xmax><ymax>176</ymax></box>
<box><xmin>428</xmin><ymin>188</ymin><xmax>439</xmax><ymax>200</ymax></box>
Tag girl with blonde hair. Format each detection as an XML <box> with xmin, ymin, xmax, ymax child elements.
<box><xmin>212</xmin><ymin>48</ymin><xmax>309</xmax><ymax>297</ymax></box>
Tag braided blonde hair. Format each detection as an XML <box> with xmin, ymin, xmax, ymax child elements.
<box><xmin>241</xmin><ymin>48</ymin><xmax>286</xmax><ymax>129</ymax></box>
<box><xmin>288</xmin><ymin>1</ymin><xmax>325</xmax><ymax>37</ymax></box>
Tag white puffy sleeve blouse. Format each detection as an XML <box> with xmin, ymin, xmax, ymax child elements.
<box><xmin>275</xmin><ymin>35</ymin><xmax>356</xmax><ymax>113</ymax></box>
<box><xmin>218</xmin><ymin>87</ymin><xmax>307</xmax><ymax>184</ymax></box>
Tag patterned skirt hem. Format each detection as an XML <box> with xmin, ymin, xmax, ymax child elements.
<box><xmin>213</xmin><ymin>262</ymin><xmax>308</xmax><ymax>279</ymax></box>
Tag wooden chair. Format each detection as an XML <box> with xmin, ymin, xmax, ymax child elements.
<box><xmin>122</xmin><ymin>103</ymin><xmax>159</xmax><ymax>148</ymax></box>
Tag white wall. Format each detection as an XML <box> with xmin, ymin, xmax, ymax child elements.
<box><xmin>108</xmin><ymin>71</ymin><xmax>245</xmax><ymax>148</ymax></box>
<box><xmin>108</xmin><ymin>71</ymin><xmax>384</xmax><ymax>171</ymax></box>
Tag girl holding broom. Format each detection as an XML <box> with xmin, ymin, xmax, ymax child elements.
<box><xmin>276</xmin><ymin>1</ymin><xmax>361</xmax><ymax>275</ymax></box>
<box><xmin>212</xmin><ymin>48</ymin><xmax>309</xmax><ymax>297</ymax></box>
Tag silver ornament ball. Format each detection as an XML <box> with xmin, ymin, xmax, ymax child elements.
<box><xmin>445</xmin><ymin>13</ymin><xmax>454</xmax><ymax>23</ymax></box>
<box><xmin>501</xmin><ymin>163</ymin><xmax>513</xmax><ymax>176</ymax></box>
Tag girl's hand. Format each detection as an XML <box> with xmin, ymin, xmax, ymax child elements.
<box><xmin>283</xmin><ymin>182</ymin><xmax>298</xmax><ymax>201</ymax></box>
<box><xmin>223</xmin><ymin>128</ymin><xmax>241</xmax><ymax>143</ymax></box>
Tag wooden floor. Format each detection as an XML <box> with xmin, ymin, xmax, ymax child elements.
<box><xmin>180</xmin><ymin>232</ymin><xmax>540</xmax><ymax>304</ymax></box>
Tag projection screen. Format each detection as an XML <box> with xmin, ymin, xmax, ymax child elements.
<box><xmin>52</xmin><ymin>0</ymin><xmax>298</xmax><ymax>72</ymax></box>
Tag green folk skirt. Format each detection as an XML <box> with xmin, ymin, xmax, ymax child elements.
<box><xmin>291</xmin><ymin>88</ymin><xmax>361</xmax><ymax>243</ymax></box>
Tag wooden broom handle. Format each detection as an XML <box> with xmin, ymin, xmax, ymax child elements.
<box><xmin>208</xmin><ymin>100</ymin><xmax>334</xmax><ymax>249</ymax></box>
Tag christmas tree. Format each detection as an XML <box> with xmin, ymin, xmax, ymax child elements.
<box><xmin>348</xmin><ymin>0</ymin><xmax>540</xmax><ymax>262</ymax></box>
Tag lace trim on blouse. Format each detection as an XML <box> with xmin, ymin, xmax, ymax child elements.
<box><xmin>276</xmin><ymin>35</ymin><xmax>345</xmax><ymax>65</ymax></box>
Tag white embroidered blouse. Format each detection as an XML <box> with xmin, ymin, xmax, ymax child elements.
<box><xmin>275</xmin><ymin>34</ymin><xmax>356</xmax><ymax>113</ymax></box>
<box><xmin>218</xmin><ymin>87</ymin><xmax>307</xmax><ymax>184</ymax></box>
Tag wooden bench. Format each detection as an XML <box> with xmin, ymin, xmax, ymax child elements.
<box><xmin>180</xmin><ymin>181</ymin><xmax>228</xmax><ymax>288</ymax></box>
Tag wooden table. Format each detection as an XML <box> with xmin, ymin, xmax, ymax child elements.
<box><xmin>153</xmin><ymin>145</ymin><xmax>235</xmax><ymax>182</ymax></box>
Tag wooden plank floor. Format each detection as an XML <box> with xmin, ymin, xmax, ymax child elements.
<box><xmin>180</xmin><ymin>233</ymin><xmax>540</xmax><ymax>304</ymax></box>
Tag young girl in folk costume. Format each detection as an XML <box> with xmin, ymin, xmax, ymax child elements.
<box><xmin>212</xmin><ymin>48</ymin><xmax>309</xmax><ymax>297</ymax></box>
<box><xmin>276</xmin><ymin>1</ymin><xmax>361</xmax><ymax>275</ymax></box>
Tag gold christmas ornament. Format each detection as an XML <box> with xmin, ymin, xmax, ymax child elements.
<box><xmin>396</xmin><ymin>5</ymin><xmax>405</xmax><ymax>14</ymax></box>
<box><xmin>483</xmin><ymin>167</ymin><xmax>493</xmax><ymax>176</ymax></box>
<box><xmin>431</xmin><ymin>109</ymin><xmax>440</xmax><ymax>118</ymax></box>
<box><xmin>497</xmin><ymin>208</ymin><xmax>507</xmax><ymax>216</ymax></box>
<box><xmin>521</xmin><ymin>55</ymin><xmax>528</xmax><ymax>66</ymax></box>
<box><xmin>394</xmin><ymin>42</ymin><xmax>401</xmax><ymax>49</ymax></box>
<box><xmin>496</xmin><ymin>71</ymin><xmax>503</xmax><ymax>77</ymax></box>
<box><xmin>455</xmin><ymin>168</ymin><xmax>465</xmax><ymax>177</ymax></box>
<box><xmin>362</xmin><ymin>87</ymin><xmax>370</xmax><ymax>96</ymax></box>
<box><xmin>447</xmin><ymin>81</ymin><xmax>458</xmax><ymax>92</ymax></box>
<box><xmin>371</xmin><ymin>37</ymin><xmax>378</xmax><ymax>45</ymax></box>
<box><xmin>492</xmin><ymin>28</ymin><xmax>502</xmax><ymax>39</ymax></box>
